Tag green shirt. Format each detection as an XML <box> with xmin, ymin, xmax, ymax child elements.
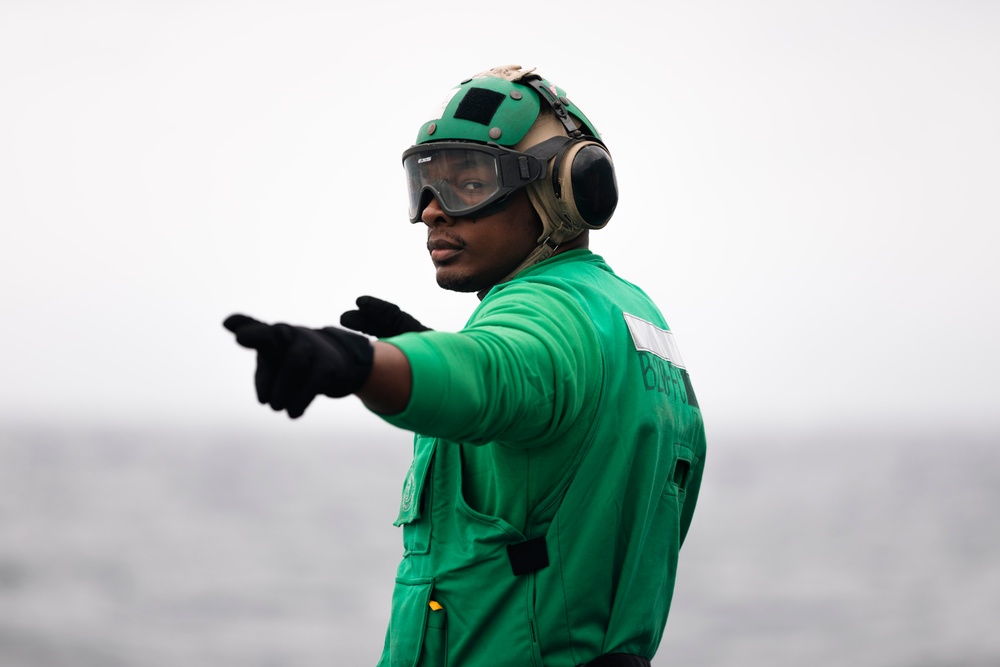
<box><xmin>377</xmin><ymin>249</ymin><xmax>706</xmax><ymax>667</ymax></box>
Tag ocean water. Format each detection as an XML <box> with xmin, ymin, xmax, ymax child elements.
<box><xmin>1</xmin><ymin>424</ymin><xmax>997</xmax><ymax>666</ymax></box>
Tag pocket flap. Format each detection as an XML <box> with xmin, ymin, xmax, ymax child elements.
<box><xmin>387</xmin><ymin>577</ymin><xmax>434</xmax><ymax>667</ymax></box>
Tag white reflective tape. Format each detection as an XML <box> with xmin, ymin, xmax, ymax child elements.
<box><xmin>623</xmin><ymin>313</ymin><xmax>686</xmax><ymax>369</ymax></box>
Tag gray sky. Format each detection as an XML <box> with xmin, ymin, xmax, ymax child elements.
<box><xmin>2</xmin><ymin>0</ymin><xmax>998</xmax><ymax>439</ymax></box>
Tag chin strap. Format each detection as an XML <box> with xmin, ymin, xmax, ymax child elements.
<box><xmin>476</xmin><ymin>235</ymin><xmax>561</xmax><ymax>300</ymax></box>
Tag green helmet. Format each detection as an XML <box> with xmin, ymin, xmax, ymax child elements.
<box><xmin>404</xmin><ymin>65</ymin><xmax>618</xmax><ymax>284</ymax></box>
<box><xmin>414</xmin><ymin>66</ymin><xmax>602</xmax><ymax>148</ymax></box>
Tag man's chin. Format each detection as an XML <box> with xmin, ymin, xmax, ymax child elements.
<box><xmin>435</xmin><ymin>264</ymin><xmax>514</xmax><ymax>294</ymax></box>
<box><xmin>435</xmin><ymin>272</ymin><xmax>480</xmax><ymax>293</ymax></box>
<box><xmin>436</xmin><ymin>263</ymin><xmax>499</xmax><ymax>293</ymax></box>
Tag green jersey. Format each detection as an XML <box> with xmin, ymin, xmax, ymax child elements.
<box><xmin>376</xmin><ymin>249</ymin><xmax>706</xmax><ymax>667</ymax></box>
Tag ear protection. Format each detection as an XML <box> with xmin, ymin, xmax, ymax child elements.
<box><xmin>520</xmin><ymin>76</ymin><xmax>619</xmax><ymax>241</ymax></box>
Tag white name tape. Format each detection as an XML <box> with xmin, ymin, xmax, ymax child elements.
<box><xmin>623</xmin><ymin>313</ymin><xmax>686</xmax><ymax>369</ymax></box>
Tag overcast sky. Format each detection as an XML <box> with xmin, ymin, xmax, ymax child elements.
<box><xmin>2</xmin><ymin>0</ymin><xmax>997</xmax><ymax>440</ymax></box>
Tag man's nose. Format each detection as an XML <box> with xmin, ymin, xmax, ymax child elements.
<box><xmin>421</xmin><ymin>195</ymin><xmax>455</xmax><ymax>227</ymax></box>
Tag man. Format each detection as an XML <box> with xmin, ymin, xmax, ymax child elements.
<box><xmin>224</xmin><ymin>65</ymin><xmax>706</xmax><ymax>667</ymax></box>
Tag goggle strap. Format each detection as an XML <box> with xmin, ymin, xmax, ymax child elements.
<box><xmin>518</xmin><ymin>155</ymin><xmax>532</xmax><ymax>180</ymax></box>
<box><xmin>523</xmin><ymin>136</ymin><xmax>572</xmax><ymax>161</ymax></box>
<box><xmin>497</xmin><ymin>152</ymin><xmax>545</xmax><ymax>188</ymax></box>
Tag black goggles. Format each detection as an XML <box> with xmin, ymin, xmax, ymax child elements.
<box><xmin>402</xmin><ymin>142</ymin><xmax>548</xmax><ymax>223</ymax></box>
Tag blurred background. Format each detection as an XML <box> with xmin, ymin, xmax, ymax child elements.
<box><xmin>2</xmin><ymin>1</ymin><xmax>998</xmax><ymax>665</ymax></box>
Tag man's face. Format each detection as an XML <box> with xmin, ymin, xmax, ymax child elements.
<box><xmin>422</xmin><ymin>189</ymin><xmax>542</xmax><ymax>294</ymax></box>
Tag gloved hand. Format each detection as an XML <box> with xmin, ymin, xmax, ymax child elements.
<box><xmin>340</xmin><ymin>295</ymin><xmax>431</xmax><ymax>338</ymax></box>
<box><xmin>223</xmin><ymin>314</ymin><xmax>374</xmax><ymax>419</ymax></box>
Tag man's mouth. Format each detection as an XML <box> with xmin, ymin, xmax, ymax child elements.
<box><xmin>428</xmin><ymin>238</ymin><xmax>465</xmax><ymax>263</ymax></box>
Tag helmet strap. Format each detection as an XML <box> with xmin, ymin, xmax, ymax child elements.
<box><xmin>477</xmin><ymin>235</ymin><xmax>560</xmax><ymax>300</ymax></box>
<box><xmin>522</xmin><ymin>76</ymin><xmax>586</xmax><ymax>139</ymax></box>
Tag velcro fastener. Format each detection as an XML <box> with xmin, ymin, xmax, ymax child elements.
<box><xmin>454</xmin><ymin>87</ymin><xmax>505</xmax><ymax>126</ymax></box>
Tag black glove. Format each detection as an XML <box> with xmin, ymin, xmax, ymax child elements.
<box><xmin>340</xmin><ymin>295</ymin><xmax>431</xmax><ymax>338</ymax></box>
<box><xmin>223</xmin><ymin>314</ymin><xmax>374</xmax><ymax>419</ymax></box>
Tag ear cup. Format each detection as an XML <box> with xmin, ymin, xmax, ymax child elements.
<box><xmin>567</xmin><ymin>143</ymin><xmax>618</xmax><ymax>229</ymax></box>
<box><xmin>554</xmin><ymin>141</ymin><xmax>618</xmax><ymax>230</ymax></box>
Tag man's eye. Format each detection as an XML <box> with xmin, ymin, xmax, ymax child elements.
<box><xmin>461</xmin><ymin>181</ymin><xmax>485</xmax><ymax>192</ymax></box>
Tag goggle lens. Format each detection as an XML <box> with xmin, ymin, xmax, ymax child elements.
<box><xmin>402</xmin><ymin>144</ymin><xmax>546</xmax><ymax>223</ymax></box>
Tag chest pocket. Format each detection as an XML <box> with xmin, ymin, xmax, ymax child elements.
<box><xmin>394</xmin><ymin>436</ymin><xmax>436</xmax><ymax>556</ymax></box>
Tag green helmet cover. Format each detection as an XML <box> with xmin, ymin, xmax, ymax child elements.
<box><xmin>415</xmin><ymin>70</ymin><xmax>602</xmax><ymax>147</ymax></box>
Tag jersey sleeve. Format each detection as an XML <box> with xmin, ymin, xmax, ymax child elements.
<box><xmin>375</xmin><ymin>282</ymin><xmax>602</xmax><ymax>449</ymax></box>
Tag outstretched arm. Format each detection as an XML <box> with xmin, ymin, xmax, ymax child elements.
<box><xmin>340</xmin><ymin>295</ymin><xmax>425</xmax><ymax>414</ymax></box>
<box><xmin>357</xmin><ymin>341</ymin><xmax>412</xmax><ymax>415</ymax></box>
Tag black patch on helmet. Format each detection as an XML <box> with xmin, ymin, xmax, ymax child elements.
<box><xmin>454</xmin><ymin>87</ymin><xmax>506</xmax><ymax>126</ymax></box>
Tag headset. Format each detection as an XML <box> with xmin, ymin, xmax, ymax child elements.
<box><xmin>520</xmin><ymin>75</ymin><xmax>619</xmax><ymax>236</ymax></box>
